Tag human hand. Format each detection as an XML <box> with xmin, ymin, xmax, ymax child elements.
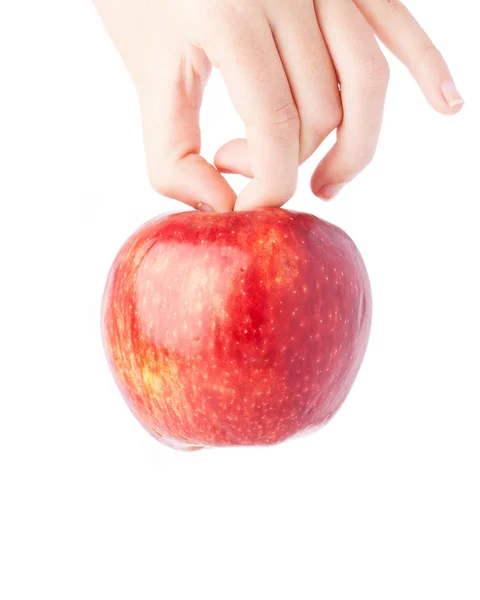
<box><xmin>94</xmin><ymin>0</ymin><xmax>463</xmax><ymax>212</ymax></box>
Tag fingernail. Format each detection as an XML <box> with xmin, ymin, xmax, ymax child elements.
<box><xmin>316</xmin><ymin>184</ymin><xmax>345</xmax><ymax>201</ymax></box>
<box><xmin>441</xmin><ymin>80</ymin><xmax>465</xmax><ymax>108</ymax></box>
<box><xmin>197</xmin><ymin>202</ymin><xmax>215</xmax><ymax>213</ymax></box>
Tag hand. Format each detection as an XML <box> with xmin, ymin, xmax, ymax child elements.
<box><xmin>94</xmin><ymin>0</ymin><xmax>464</xmax><ymax>212</ymax></box>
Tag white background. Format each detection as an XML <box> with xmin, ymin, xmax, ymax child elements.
<box><xmin>1</xmin><ymin>2</ymin><xmax>479</xmax><ymax>599</ymax></box>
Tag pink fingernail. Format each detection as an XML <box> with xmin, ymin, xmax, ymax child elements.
<box><xmin>316</xmin><ymin>184</ymin><xmax>344</xmax><ymax>201</ymax></box>
<box><xmin>441</xmin><ymin>80</ymin><xmax>465</xmax><ymax>108</ymax></box>
<box><xmin>197</xmin><ymin>202</ymin><xmax>215</xmax><ymax>213</ymax></box>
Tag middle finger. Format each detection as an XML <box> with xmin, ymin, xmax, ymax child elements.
<box><xmin>215</xmin><ymin>0</ymin><xmax>342</xmax><ymax>178</ymax></box>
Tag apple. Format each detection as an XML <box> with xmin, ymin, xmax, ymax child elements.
<box><xmin>102</xmin><ymin>208</ymin><xmax>371</xmax><ymax>450</ymax></box>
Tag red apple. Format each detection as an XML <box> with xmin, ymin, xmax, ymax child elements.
<box><xmin>102</xmin><ymin>208</ymin><xmax>371</xmax><ymax>450</ymax></box>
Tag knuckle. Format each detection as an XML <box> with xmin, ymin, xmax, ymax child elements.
<box><xmin>383</xmin><ymin>0</ymin><xmax>404</xmax><ymax>12</ymax></box>
<box><xmin>358</xmin><ymin>55</ymin><xmax>390</xmax><ymax>89</ymax></box>
<box><xmin>267</xmin><ymin>101</ymin><xmax>300</xmax><ymax>137</ymax></box>
<box><xmin>197</xmin><ymin>0</ymin><xmax>230</xmax><ymax>21</ymax></box>
<box><xmin>420</xmin><ymin>43</ymin><xmax>442</xmax><ymax>66</ymax></box>
<box><xmin>199</xmin><ymin>4</ymin><xmax>262</xmax><ymax>56</ymax></box>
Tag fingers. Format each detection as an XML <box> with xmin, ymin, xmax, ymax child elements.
<box><xmin>312</xmin><ymin>0</ymin><xmax>390</xmax><ymax>200</ymax></box>
<box><xmin>215</xmin><ymin>1</ymin><xmax>342</xmax><ymax>181</ymax></box>
<box><xmin>269</xmin><ymin>1</ymin><xmax>342</xmax><ymax>162</ymax></box>
<box><xmin>139</xmin><ymin>45</ymin><xmax>236</xmax><ymax>213</ymax></box>
<box><xmin>201</xmin><ymin>13</ymin><xmax>300</xmax><ymax>211</ymax></box>
<box><xmin>215</xmin><ymin>139</ymin><xmax>253</xmax><ymax>178</ymax></box>
<box><xmin>353</xmin><ymin>0</ymin><xmax>464</xmax><ymax>115</ymax></box>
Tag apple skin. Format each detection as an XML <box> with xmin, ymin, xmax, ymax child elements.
<box><xmin>102</xmin><ymin>208</ymin><xmax>372</xmax><ymax>450</ymax></box>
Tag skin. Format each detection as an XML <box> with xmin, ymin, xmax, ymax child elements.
<box><xmin>94</xmin><ymin>0</ymin><xmax>464</xmax><ymax>212</ymax></box>
<box><xmin>102</xmin><ymin>209</ymin><xmax>372</xmax><ymax>449</ymax></box>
